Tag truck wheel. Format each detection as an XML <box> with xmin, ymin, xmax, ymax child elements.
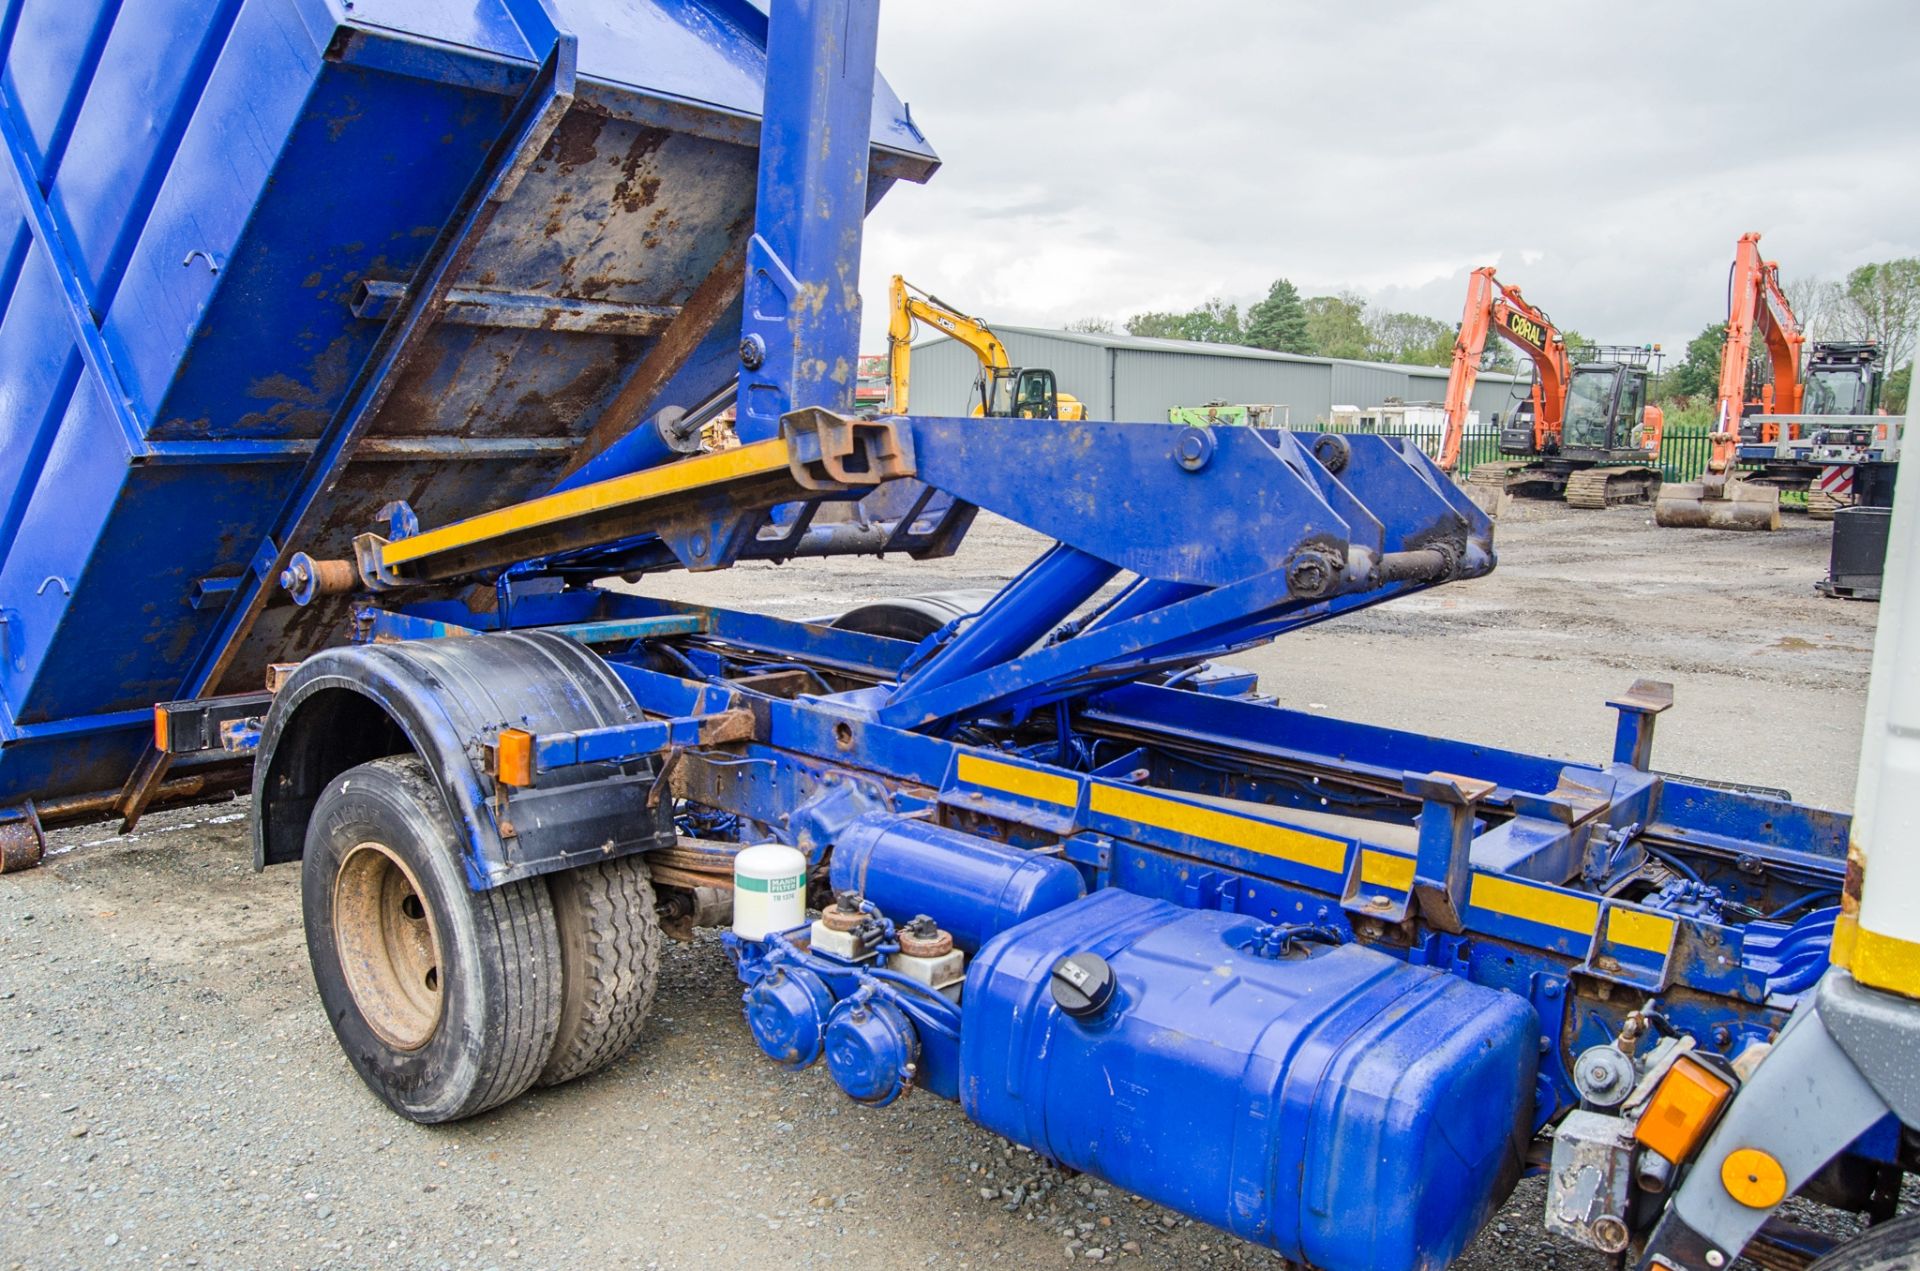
<box><xmin>1810</xmin><ymin>1212</ymin><xmax>1920</xmax><ymax>1271</ymax></box>
<box><xmin>302</xmin><ymin>755</ymin><xmax>561</xmax><ymax>1123</ymax></box>
<box><xmin>537</xmin><ymin>855</ymin><xmax>663</xmax><ymax>1087</ymax></box>
<box><xmin>829</xmin><ymin>588</ymin><xmax>999</xmax><ymax>642</ymax></box>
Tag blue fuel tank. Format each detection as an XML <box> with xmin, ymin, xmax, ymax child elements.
<box><xmin>960</xmin><ymin>889</ymin><xmax>1538</xmax><ymax>1271</ymax></box>
<box><xmin>829</xmin><ymin>814</ymin><xmax>1085</xmax><ymax>953</ymax></box>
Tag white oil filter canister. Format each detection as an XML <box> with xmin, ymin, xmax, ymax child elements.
<box><xmin>732</xmin><ymin>842</ymin><xmax>808</xmax><ymax>940</ymax></box>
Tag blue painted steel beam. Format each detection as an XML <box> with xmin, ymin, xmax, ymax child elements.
<box><xmin>532</xmin><ymin>710</ymin><xmax>741</xmax><ymax>773</ymax></box>
<box><xmin>578</xmin><ymin>644</ymin><xmax>1839</xmax><ymax>1013</ymax></box>
<box><xmin>0</xmin><ymin>703</ymin><xmax>153</xmax><ymax>743</ymax></box>
<box><xmin>361</xmin><ymin>607</ymin><xmax>707</xmax><ymax>647</ymax></box>
<box><xmin>735</xmin><ymin>0</ymin><xmax>881</xmax><ymax>441</ymax></box>
<box><xmin>0</xmin><ymin>94</ymin><xmax>147</xmax><ymax>458</ymax></box>
<box><xmin>465</xmin><ymin>592</ymin><xmax>1848</xmax><ymax>882</ymax></box>
<box><xmin>893</xmin><ymin>544</ymin><xmax>1116</xmax><ymax>698</ymax></box>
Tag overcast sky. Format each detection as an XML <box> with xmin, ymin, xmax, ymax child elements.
<box><xmin>855</xmin><ymin>0</ymin><xmax>1920</xmax><ymax>364</ymax></box>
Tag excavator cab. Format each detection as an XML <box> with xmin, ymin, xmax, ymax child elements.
<box><xmin>1736</xmin><ymin>342</ymin><xmax>1880</xmax><ymax>442</ymax></box>
<box><xmin>1476</xmin><ymin>346</ymin><xmax>1662</xmax><ymax>508</ymax></box>
<box><xmin>1559</xmin><ymin>360</ymin><xmax>1650</xmax><ymax>459</ymax></box>
<box><xmin>980</xmin><ymin>367</ymin><xmax>1061</xmax><ymax>419</ymax></box>
<box><xmin>1802</xmin><ymin>341</ymin><xmax>1882</xmax><ymax>417</ymax></box>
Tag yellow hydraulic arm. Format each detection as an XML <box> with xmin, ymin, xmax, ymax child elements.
<box><xmin>886</xmin><ymin>274</ymin><xmax>1009</xmax><ymax>414</ymax></box>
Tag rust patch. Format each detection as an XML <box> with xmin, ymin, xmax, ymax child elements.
<box><xmin>0</xmin><ymin>810</ymin><xmax>45</xmax><ymax>873</ymax></box>
<box><xmin>362</xmin><ymin>337</ymin><xmax>454</xmax><ymax>437</ymax></box>
<box><xmin>554</xmin><ymin>218</ymin><xmax>753</xmax><ymax>480</ymax></box>
<box><xmin>697</xmin><ymin>709</ymin><xmax>758</xmax><ymax>746</ymax></box>
<box><xmin>544</xmin><ymin>112</ymin><xmax>605</xmax><ymax>172</ymax></box>
<box><xmin>326</xmin><ymin>98</ymin><xmax>365</xmax><ymax>144</ymax></box>
<box><xmin>611</xmin><ymin>126</ymin><xmax>672</xmax><ymax>213</ymax></box>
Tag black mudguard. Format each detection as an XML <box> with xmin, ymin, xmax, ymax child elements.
<box><xmin>252</xmin><ymin>630</ymin><xmax>672</xmax><ymax>889</ymax></box>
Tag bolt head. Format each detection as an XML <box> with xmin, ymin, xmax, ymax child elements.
<box><xmin>739</xmin><ymin>333</ymin><xmax>767</xmax><ymax>370</ymax></box>
<box><xmin>1286</xmin><ymin>552</ymin><xmax>1335</xmax><ymax>598</ymax></box>
<box><xmin>1591</xmin><ymin>1216</ymin><xmax>1629</xmax><ymax>1254</ymax></box>
<box><xmin>1172</xmin><ymin>426</ymin><xmax>1214</xmax><ymax>471</ymax></box>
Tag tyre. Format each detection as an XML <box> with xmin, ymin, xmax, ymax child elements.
<box><xmin>538</xmin><ymin>855</ymin><xmax>663</xmax><ymax>1087</ymax></box>
<box><xmin>1809</xmin><ymin>1212</ymin><xmax>1920</xmax><ymax>1271</ymax></box>
<box><xmin>829</xmin><ymin>588</ymin><xmax>999</xmax><ymax>642</ymax></box>
<box><xmin>301</xmin><ymin>755</ymin><xmax>562</xmax><ymax>1123</ymax></box>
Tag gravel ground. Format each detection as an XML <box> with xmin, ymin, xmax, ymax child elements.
<box><xmin>0</xmin><ymin>500</ymin><xmax>1890</xmax><ymax>1269</ymax></box>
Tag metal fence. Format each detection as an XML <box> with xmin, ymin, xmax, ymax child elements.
<box><xmin>1304</xmin><ymin>421</ymin><xmax>1723</xmax><ymax>482</ymax></box>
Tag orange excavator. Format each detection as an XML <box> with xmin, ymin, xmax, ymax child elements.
<box><xmin>1653</xmin><ymin>233</ymin><xmax>1799</xmax><ymax>530</ymax></box>
<box><xmin>1441</xmin><ymin>266</ymin><xmax>1664</xmax><ymax>508</ymax></box>
<box><xmin>1655</xmin><ymin>232</ymin><xmax>1898</xmax><ymax>531</ymax></box>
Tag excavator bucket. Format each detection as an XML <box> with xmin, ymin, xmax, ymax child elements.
<box><xmin>1653</xmin><ymin>478</ymin><xmax>1782</xmax><ymax>531</ymax></box>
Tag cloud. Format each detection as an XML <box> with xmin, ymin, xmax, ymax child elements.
<box><xmin>859</xmin><ymin>0</ymin><xmax>1920</xmax><ymax>360</ymax></box>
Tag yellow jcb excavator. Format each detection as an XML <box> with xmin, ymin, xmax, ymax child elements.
<box><xmin>886</xmin><ymin>275</ymin><xmax>1087</xmax><ymax>420</ymax></box>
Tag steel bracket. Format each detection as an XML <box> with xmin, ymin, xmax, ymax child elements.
<box><xmin>1608</xmin><ymin>679</ymin><xmax>1674</xmax><ymax>770</ymax></box>
<box><xmin>1405</xmin><ymin>771</ymin><xmax>1496</xmax><ymax>933</ymax></box>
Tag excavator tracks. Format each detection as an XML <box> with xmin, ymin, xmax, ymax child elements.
<box><xmin>1564</xmin><ymin>466</ymin><xmax>1662</xmax><ymax>509</ymax></box>
<box><xmin>1466</xmin><ymin>461</ymin><xmax>1565</xmax><ymax>501</ymax></box>
<box><xmin>1805</xmin><ymin>488</ymin><xmax>1849</xmax><ymax>521</ymax></box>
<box><xmin>1466</xmin><ymin>462</ymin><xmax>1662</xmax><ymax>508</ymax></box>
<box><xmin>1466</xmin><ymin>462</ymin><xmax>1528</xmax><ymax>493</ymax></box>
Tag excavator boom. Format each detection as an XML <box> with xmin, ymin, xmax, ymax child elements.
<box><xmin>886</xmin><ymin>275</ymin><xmax>1010</xmax><ymax>415</ymax></box>
<box><xmin>1654</xmin><ymin>232</ymin><xmax>1801</xmax><ymax>531</ymax></box>
<box><xmin>885</xmin><ymin>274</ymin><xmax>1086</xmax><ymax>420</ymax></box>
<box><xmin>1713</xmin><ymin>232</ymin><xmax>1806</xmax><ymax>463</ymax></box>
<box><xmin>1441</xmin><ymin>267</ymin><xmax>1571</xmax><ymax>471</ymax></box>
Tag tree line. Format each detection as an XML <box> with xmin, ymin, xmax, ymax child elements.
<box><xmin>1070</xmin><ymin>259</ymin><xmax>1920</xmax><ymax>415</ymax></box>
<box><xmin>1065</xmin><ymin>281</ymin><xmax>1519</xmax><ymax>373</ymax></box>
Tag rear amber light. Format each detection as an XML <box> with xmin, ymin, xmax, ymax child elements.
<box><xmin>495</xmin><ymin>728</ymin><xmax>534</xmax><ymax>787</ymax></box>
<box><xmin>1635</xmin><ymin>1055</ymin><xmax>1733</xmax><ymax>1164</ymax></box>
<box><xmin>153</xmin><ymin>705</ymin><xmax>170</xmax><ymax>752</ymax></box>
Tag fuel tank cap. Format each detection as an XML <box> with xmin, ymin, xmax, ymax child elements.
<box><xmin>1050</xmin><ymin>953</ymin><xmax>1115</xmax><ymax>1018</ymax></box>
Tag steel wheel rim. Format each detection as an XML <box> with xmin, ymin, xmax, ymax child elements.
<box><xmin>332</xmin><ymin>841</ymin><xmax>445</xmax><ymax>1051</ymax></box>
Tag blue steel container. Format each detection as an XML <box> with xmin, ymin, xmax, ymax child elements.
<box><xmin>829</xmin><ymin>815</ymin><xmax>1086</xmax><ymax>953</ymax></box>
<box><xmin>961</xmin><ymin>889</ymin><xmax>1538</xmax><ymax>1271</ymax></box>
<box><xmin>0</xmin><ymin>0</ymin><xmax>936</xmax><ymax>810</ymax></box>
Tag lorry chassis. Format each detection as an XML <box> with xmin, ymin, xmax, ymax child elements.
<box><xmin>5</xmin><ymin>0</ymin><xmax>1916</xmax><ymax>1266</ymax></box>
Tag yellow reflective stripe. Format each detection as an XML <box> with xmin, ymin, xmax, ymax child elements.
<box><xmin>1830</xmin><ymin>910</ymin><xmax>1860</xmax><ymax>969</ymax></box>
<box><xmin>382</xmin><ymin>439</ymin><xmax>793</xmax><ymax>567</ymax></box>
<box><xmin>1606</xmin><ymin>907</ymin><xmax>1678</xmax><ymax>955</ymax></box>
<box><xmin>1469</xmin><ymin>874</ymin><xmax>1600</xmax><ymax>934</ymax></box>
<box><xmin>1090</xmin><ymin>785</ymin><xmax>1346</xmax><ymax>874</ymax></box>
<box><xmin>1360</xmin><ymin>849</ymin><xmax>1415</xmax><ymax>891</ymax></box>
<box><xmin>955</xmin><ymin>755</ymin><xmax>1078</xmax><ymax>808</ymax></box>
<box><xmin>1850</xmin><ymin>925</ymin><xmax>1920</xmax><ymax>1001</ymax></box>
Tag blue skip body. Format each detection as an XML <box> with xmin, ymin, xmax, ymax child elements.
<box><xmin>0</xmin><ymin>0</ymin><xmax>934</xmax><ymax>814</ymax></box>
